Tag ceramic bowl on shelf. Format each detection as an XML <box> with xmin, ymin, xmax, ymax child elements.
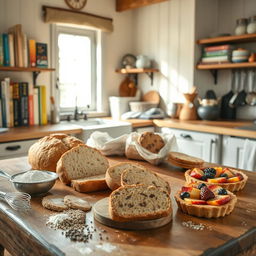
<box><xmin>232</xmin><ymin>56</ymin><xmax>249</xmax><ymax>63</ymax></box>
<box><xmin>232</xmin><ymin>49</ymin><xmax>250</xmax><ymax>57</ymax></box>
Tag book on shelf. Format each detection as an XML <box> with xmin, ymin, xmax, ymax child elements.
<box><xmin>28</xmin><ymin>83</ymin><xmax>34</xmax><ymax>126</ymax></box>
<box><xmin>20</xmin><ymin>82</ymin><xmax>29</xmax><ymax>126</ymax></box>
<box><xmin>8</xmin><ymin>33</ymin><xmax>15</xmax><ymax>67</ymax></box>
<box><xmin>33</xmin><ymin>87</ymin><xmax>39</xmax><ymax>125</ymax></box>
<box><xmin>202</xmin><ymin>49</ymin><xmax>230</xmax><ymax>57</ymax></box>
<box><xmin>29</xmin><ymin>39</ymin><xmax>36</xmax><ymax>67</ymax></box>
<box><xmin>2</xmin><ymin>34</ymin><xmax>10</xmax><ymax>66</ymax></box>
<box><xmin>13</xmin><ymin>82</ymin><xmax>21</xmax><ymax>127</ymax></box>
<box><xmin>38</xmin><ymin>85</ymin><xmax>47</xmax><ymax>125</ymax></box>
<box><xmin>36</xmin><ymin>43</ymin><xmax>48</xmax><ymax>68</ymax></box>
<box><xmin>204</xmin><ymin>44</ymin><xmax>233</xmax><ymax>52</ymax></box>
<box><xmin>23</xmin><ymin>33</ymin><xmax>28</xmax><ymax>68</ymax></box>
<box><xmin>0</xmin><ymin>86</ymin><xmax>2</xmax><ymax>127</ymax></box>
<box><xmin>0</xmin><ymin>36</ymin><xmax>3</xmax><ymax>66</ymax></box>
<box><xmin>201</xmin><ymin>55</ymin><xmax>230</xmax><ymax>63</ymax></box>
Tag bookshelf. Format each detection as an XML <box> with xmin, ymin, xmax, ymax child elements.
<box><xmin>0</xmin><ymin>67</ymin><xmax>55</xmax><ymax>86</ymax></box>
<box><xmin>196</xmin><ymin>33</ymin><xmax>256</xmax><ymax>84</ymax></box>
<box><xmin>115</xmin><ymin>68</ymin><xmax>159</xmax><ymax>85</ymax></box>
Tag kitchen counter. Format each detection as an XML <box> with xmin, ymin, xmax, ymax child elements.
<box><xmin>154</xmin><ymin>119</ymin><xmax>256</xmax><ymax>139</ymax></box>
<box><xmin>0</xmin><ymin>156</ymin><xmax>255</xmax><ymax>256</ymax></box>
<box><xmin>0</xmin><ymin>119</ymin><xmax>256</xmax><ymax>143</ymax></box>
<box><xmin>0</xmin><ymin>124</ymin><xmax>83</xmax><ymax>143</ymax></box>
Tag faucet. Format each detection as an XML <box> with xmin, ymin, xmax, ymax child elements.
<box><xmin>73</xmin><ymin>106</ymin><xmax>88</xmax><ymax>121</ymax></box>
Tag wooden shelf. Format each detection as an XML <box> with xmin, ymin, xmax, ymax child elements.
<box><xmin>115</xmin><ymin>68</ymin><xmax>159</xmax><ymax>74</ymax></box>
<box><xmin>115</xmin><ymin>68</ymin><xmax>159</xmax><ymax>86</ymax></box>
<box><xmin>0</xmin><ymin>66</ymin><xmax>55</xmax><ymax>86</ymax></box>
<box><xmin>197</xmin><ymin>62</ymin><xmax>256</xmax><ymax>70</ymax></box>
<box><xmin>0</xmin><ymin>67</ymin><xmax>55</xmax><ymax>72</ymax></box>
<box><xmin>197</xmin><ymin>33</ymin><xmax>256</xmax><ymax>45</ymax></box>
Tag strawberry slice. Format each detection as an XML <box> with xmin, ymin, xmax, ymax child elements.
<box><xmin>184</xmin><ymin>198</ymin><xmax>207</xmax><ymax>205</ymax></box>
<box><xmin>207</xmin><ymin>195</ymin><xmax>231</xmax><ymax>206</ymax></box>
<box><xmin>190</xmin><ymin>168</ymin><xmax>204</xmax><ymax>179</ymax></box>
<box><xmin>200</xmin><ymin>186</ymin><xmax>215</xmax><ymax>201</ymax></box>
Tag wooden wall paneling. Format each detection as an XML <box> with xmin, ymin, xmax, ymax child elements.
<box><xmin>178</xmin><ymin>0</ymin><xmax>195</xmax><ymax>93</ymax></box>
<box><xmin>116</xmin><ymin>0</ymin><xmax>168</xmax><ymax>12</ymax></box>
<box><xmin>168</xmin><ymin>0</ymin><xmax>181</xmax><ymax>102</ymax></box>
<box><xmin>158</xmin><ymin>1</ymin><xmax>169</xmax><ymax>103</ymax></box>
<box><xmin>0</xmin><ymin>0</ymin><xmax>6</xmax><ymax>33</ymax></box>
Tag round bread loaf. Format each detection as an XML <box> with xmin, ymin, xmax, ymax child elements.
<box><xmin>28</xmin><ymin>133</ymin><xmax>84</xmax><ymax>172</ymax></box>
<box><xmin>138</xmin><ymin>132</ymin><xmax>165</xmax><ymax>154</ymax></box>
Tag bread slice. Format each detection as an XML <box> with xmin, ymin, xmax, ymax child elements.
<box><xmin>105</xmin><ymin>162</ymin><xmax>146</xmax><ymax>190</ymax></box>
<box><xmin>63</xmin><ymin>195</ymin><xmax>91</xmax><ymax>212</ymax></box>
<box><xmin>42</xmin><ymin>195</ymin><xmax>69</xmax><ymax>212</ymax></box>
<box><xmin>121</xmin><ymin>168</ymin><xmax>170</xmax><ymax>193</ymax></box>
<box><xmin>56</xmin><ymin>144</ymin><xmax>109</xmax><ymax>185</ymax></box>
<box><xmin>71</xmin><ymin>174</ymin><xmax>108</xmax><ymax>193</ymax></box>
<box><xmin>168</xmin><ymin>152</ymin><xmax>204</xmax><ymax>166</ymax></box>
<box><xmin>109</xmin><ymin>184</ymin><xmax>172</xmax><ymax>221</ymax></box>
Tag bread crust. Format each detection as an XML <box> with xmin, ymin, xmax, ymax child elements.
<box><xmin>105</xmin><ymin>162</ymin><xmax>146</xmax><ymax>190</ymax></box>
<box><xmin>71</xmin><ymin>175</ymin><xmax>108</xmax><ymax>193</ymax></box>
<box><xmin>125</xmin><ymin>144</ymin><xmax>144</xmax><ymax>161</ymax></box>
<box><xmin>63</xmin><ymin>195</ymin><xmax>91</xmax><ymax>211</ymax></box>
<box><xmin>28</xmin><ymin>133</ymin><xmax>84</xmax><ymax>172</ymax></box>
<box><xmin>109</xmin><ymin>184</ymin><xmax>172</xmax><ymax>222</ymax></box>
<box><xmin>42</xmin><ymin>195</ymin><xmax>69</xmax><ymax>212</ymax></box>
<box><xmin>138</xmin><ymin>132</ymin><xmax>165</xmax><ymax>154</ymax></box>
<box><xmin>56</xmin><ymin>144</ymin><xmax>109</xmax><ymax>185</ymax></box>
<box><xmin>168</xmin><ymin>152</ymin><xmax>204</xmax><ymax>165</ymax></box>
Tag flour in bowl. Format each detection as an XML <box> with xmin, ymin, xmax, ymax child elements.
<box><xmin>13</xmin><ymin>170</ymin><xmax>54</xmax><ymax>183</ymax></box>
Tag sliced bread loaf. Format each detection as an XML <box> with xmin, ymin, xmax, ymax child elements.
<box><xmin>121</xmin><ymin>168</ymin><xmax>170</xmax><ymax>193</ymax></box>
<box><xmin>109</xmin><ymin>184</ymin><xmax>172</xmax><ymax>221</ymax></box>
<box><xmin>71</xmin><ymin>174</ymin><xmax>108</xmax><ymax>193</ymax></box>
<box><xmin>56</xmin><ymin>144</ymin><xmax>109</xmax><ymax>185</ymax></box>
<box><xmin>105</xmin><ymin>162</ymin><xmax>146</xmax><ymax>190</ymax></box>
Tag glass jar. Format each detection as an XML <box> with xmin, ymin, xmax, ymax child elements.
<box><xmin>247</xmin><ymin>16</ymin><xmax>256</xmax><ymax>34</ymax></box>
<box><xmin>235</xmin><ymin>18</ymin><xmax>248</xmax><ymax>35</ymax></box>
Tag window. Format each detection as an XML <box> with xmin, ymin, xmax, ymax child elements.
<box><xmin>54</xmin><ymin>25</ymin><xmax>97</xmax><ymax>112</ymax></box>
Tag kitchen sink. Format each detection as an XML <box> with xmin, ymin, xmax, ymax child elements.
<box><xmin>68</xmin><ymin>118</ymin><xmax>132</xmax><ymax>142</ymax></box>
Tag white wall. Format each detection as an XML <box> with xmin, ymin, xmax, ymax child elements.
<box><xmin>133</xmin><ymin>0</ymin><xmax>196</xmax><ymax>107</ymax></box>
<box><xmin>0</xmin><ymin>0</ymin><xmax>135</xmax><ymax>114</ymax></box>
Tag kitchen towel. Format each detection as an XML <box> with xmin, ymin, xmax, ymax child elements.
<box><xmin>241</xmin><ymin>139</ymin><xmax>256</xmax><ymax>172</ymax></box>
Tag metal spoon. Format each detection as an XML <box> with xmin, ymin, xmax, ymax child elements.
<box><xmin>233</xmin><ymin>69</ymin><xmax>247</xmax><ymax>107</ymax></box>
<box><xmin>229</xmin><ymin>70</ymin><xmax>240</xmax><ymax>107</ymax></box>
<box><xmin>0</xmin><ymin>191</ymin><xmax>31</xmax><ymax>211</ymax></box>
<box><xmin>246</xmin><ymin>69</ymin><xmax>256</xmax><ymax>105</ymax></box>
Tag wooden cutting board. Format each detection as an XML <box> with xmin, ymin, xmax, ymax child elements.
<box><xmin>93</xmin><ymin>197</ymin><xmax>172</xmax><ymax>230</ymax></box>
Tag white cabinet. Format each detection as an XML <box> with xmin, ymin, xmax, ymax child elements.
<box><xmin>222</xmin><ymin>136</ymin><xmax>246</xmax><ymax>169</ymax></box>
<box><xmin>0</xmin><ymin>139</ymin><xmax>38</xmax><ymax>160</ymax></box>
<box><xmin>161</xmin><ymin>127</ymin><xmax>221</xmax><ymax>164</ymax></box>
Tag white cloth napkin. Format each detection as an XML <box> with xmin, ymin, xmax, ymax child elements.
<box><xmin>242</xmin><ymin>139</ymin><xmax>256</xmax><ymax>172</ymax></box>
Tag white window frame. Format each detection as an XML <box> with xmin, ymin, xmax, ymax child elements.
<box><xmin>51</xmin><ymin>24</ymin><xmax>98</xmax><ymax>113</ymax></box>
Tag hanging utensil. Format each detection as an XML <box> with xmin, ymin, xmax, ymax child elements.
<box><xmin>0</xmin><ymin>191</ymin><xmax>31</xmax><ymax>211</ymax></box>
<box><xmin>233</xmin><ymin>69</ymin><xmax>247</xmax><ymax>107</ymax></box>
<box><xmin>246</xmin><ymin>69</ymin><xmax>256</xmax><ymax>105</ymax></box>
<box><xmin>229</xmin><ymin>70</ymin><xmax>240</xmax><ymax>108</ymax></box>
<box><xmin>220</xmin><ymin>70</ymin><xmax>236</xmax><ymax>119</ymax></box>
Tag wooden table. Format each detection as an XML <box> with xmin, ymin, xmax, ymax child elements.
<box><xmin>0</xmin><ymin>157</ymin><xmax>255</xmax><ymax>256</ymax></box>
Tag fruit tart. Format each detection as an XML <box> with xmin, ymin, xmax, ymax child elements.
<box><xmin>185</xmin><ymin>167</ymin><xmax>248</xmax><ymax>192</ymax></box>
<box><xmin>175</xmin><ymin>183</ymin><xmax>237</xmax><ymax>218</ymax></box>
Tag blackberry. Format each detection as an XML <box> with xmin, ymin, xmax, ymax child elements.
<box><xmin>204</xmin><ymin>172</ymin><xmax>215</xmax><ymax>179</ymax></box>
<box><xmin>201</xmin><ymin>176</ymin><xmax>207</xmax><ymax>181</ymax></box>
<box><xmin>198</xmin><ymin>183</ymin><xmax>206</xmax><ymax>190</ymax></box>
<box><xmin>220</xmin><ymin>173</ymin><xmax>228</xmax><ymax>179</ymax></box>
<box><xmin>180</xmin><ymin>192</ymin><xmax>190</xmax><ymax>199</ymax></box>
<box><xmin>204</xmin><ymin>168</ymin><xmax>216</xmax><ymax>175</ymax></box>
<box><xmin>218</xmin><ymin>188</ymin><xmax>228</xmax><ymax>195</ymax></box>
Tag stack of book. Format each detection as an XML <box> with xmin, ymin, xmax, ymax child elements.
<box><xmin>0</xmin><ymin>24</ymin><xmax>48</xmax><ymax>68</ymax></box>
<box><xmin>200</xmin><ymin>45</ymin><xmax>233</xmax><ymax>64</ymax></box>
<box><xmin>0</xmin><ymin>78</ymin><xmax>47</xmax><ymax>128</ymax></box>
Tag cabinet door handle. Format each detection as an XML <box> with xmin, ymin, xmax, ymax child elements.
<box><xmin>180</xmin><ymin>134</ymin><xmax>192</xmax><ymax>140</ymax></box>
<box><xmin>5</xmin><ymin>145</ymin><xmax>21</xmax><ymax>151</ymax></box>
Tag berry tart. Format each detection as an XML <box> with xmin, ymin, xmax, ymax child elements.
<box><xmin>185</xmin><ymin>167</ymin><xmax>248</xmax><ymax>192</ymax></box>
<box><xmin>175</xmin><ymin>183</ymin><xmax>237</xmax><ymax>218</ymax></box>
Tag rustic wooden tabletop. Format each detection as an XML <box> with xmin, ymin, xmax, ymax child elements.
<box><xmin>0</xmin><ymin>156</ymin><xmax>255</xmax><ymax>256</ymax></box>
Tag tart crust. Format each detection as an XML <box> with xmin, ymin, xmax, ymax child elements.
<box><xmin>175</xmin><ymin>191</ymin><xmax>237</xmax><ymax>218</ymax></box>
<box><xmin>185</xmin><ymin>168</ymin><xmax>248</xmax><ymax>192</ymax></box>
